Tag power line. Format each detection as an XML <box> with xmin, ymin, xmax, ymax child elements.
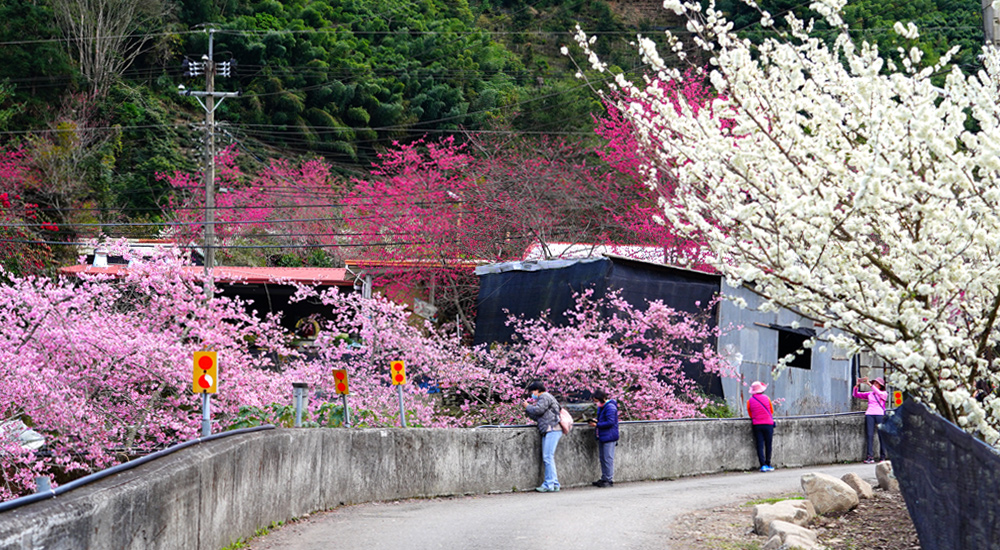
<box><xmin>0</xmin><ymin>23</ymin><xmax>985</xmax><ymax>49</ymax></box>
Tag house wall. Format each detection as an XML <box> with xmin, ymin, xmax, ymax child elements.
<box><xmin>718</xmin><ymin>282</ymin><xmax>854</xmax><ymax>416</ymax></box>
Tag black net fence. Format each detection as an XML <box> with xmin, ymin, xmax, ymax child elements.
<box><xmin>880</xmin><ymin>400</ymin><xmax>1000</xmax><ymax>550</ymax></box>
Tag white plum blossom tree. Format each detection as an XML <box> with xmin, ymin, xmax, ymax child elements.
<box><xmin>574</xmin><ymin>0</ymin><xmax>1000</xmax><ymax>442</ymax></box>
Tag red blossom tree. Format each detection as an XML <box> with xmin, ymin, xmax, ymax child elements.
<box><xmin>593</xmin><ymin>68</ymin><xmax>730</xmax><ymax>271</ymax></box>
<box><xmin>162</xmin><ymin>147</ymin><xmax>347</xmax><ymax>265</ymax></box>
<box><xmin>0</xmin><ymin>149</ymin><xmax>55</xmax><ymax>276</ymax></box>
<box><xmin>342</xmin><ymin>133</ymin><xmax>646</xmax><ymax>333</ymax></box>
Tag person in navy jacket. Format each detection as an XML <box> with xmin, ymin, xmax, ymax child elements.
<box><xmin>588</xmin><ymin>389</ymin><xmax>620</xmax><ymax>487</ymax></box>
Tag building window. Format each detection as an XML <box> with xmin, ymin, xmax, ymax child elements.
<box><xmin>770</xmin><ymin>324</ymin><xmax>815</xmax><ymax>370</ymax></box>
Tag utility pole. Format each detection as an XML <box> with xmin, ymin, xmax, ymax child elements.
<box><xmin>179</xmin><ymin>28</ymin><xmax>239</xmax><ymax>298</ymax></box>
<box><xmin>985</xmin><ymin>0</ymin><xmax>999</xmax><ymax>45</ymax></box>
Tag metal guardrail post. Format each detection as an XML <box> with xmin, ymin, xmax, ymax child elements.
<box><xmin>293</xmin><ymin>382</ymin><xmax>309</xmax><ymax>427</ymax></box>
<box><xmin>34</xmin><ymin>476</ymin><xmax>51</xmax><ymax>494</ymax></box>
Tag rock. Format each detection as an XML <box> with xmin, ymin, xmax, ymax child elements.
<box><xmin>752</xmin><ymin>499</ymin><xmax>817</xmax><ymax>534</ymax></box>
<box><xmin>801</xmin><ymin>472</ymin><xmax>860</xmax><ymax>514</ymax></box>
<box><xmin>763</xmin><ymin>533</ymin><xmax>818</xmax><ymax>550</ymax></box>
<box><xmin>876</xmin><ymin>460</ymin><xmax>899</xmax><ymax>492</ymax></box>
<box><xmin>841</xmin><ymin>472</ymin><xmax>874</xmax><ymax>499</ymax></box>
<box><xmin>767</xmin><ymin>519</ymin><xmax>820</xmax><ymax>549</ymax></box>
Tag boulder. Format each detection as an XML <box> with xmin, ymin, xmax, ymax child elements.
<box><xmin>841</xmin><ymin>472</ymin><xmax>874</xmax><ymax>499</ymax></box>
<box><xmin>765</xmin><ymin>519</ymin><xmax>820</xmax><ymax>549</ymax></box>
<box><xmin>800</xmin><ymin>472</ymin><xmax>859</xmax><ymax>514</ymax></box>
<box><xmin>752</xmin><ymin>499</ymin><xmax>816</xmax><ymax>534</ymax></box>
<box><xmin>876</xmin><ymin>460</ymin><xmax>899</xmax><ymax>492</ymax></box>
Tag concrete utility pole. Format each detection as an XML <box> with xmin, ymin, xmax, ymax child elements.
<box><xmin>984</xmin><ymin>0</ymin><xmax>999</xmax><ymax>45</ymax></box>
<box><xmin>179</xmin><ymin>28</ymin><xmax>240</xmax><ymax>299</ymax></box>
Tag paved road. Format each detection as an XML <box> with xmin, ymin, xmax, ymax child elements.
<box><xmin>246</xmin><ymin>463</ymin><xmax>873</xmax><ymax>550</ymax></box>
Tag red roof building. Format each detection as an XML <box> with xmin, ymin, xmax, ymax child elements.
<box><xmin>58</xmin><ymin>265</ymin><xmax>352</xmax><ymax>286</ymax></box>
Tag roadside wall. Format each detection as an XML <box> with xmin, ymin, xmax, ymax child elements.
<box><xmin>0</xmin><ymin>413</ymin><xmax>869</xmax><ymax>550</ymax></box>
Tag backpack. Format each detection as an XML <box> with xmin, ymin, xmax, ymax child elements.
<box><xmin>558</xmin><ymin>407</ymin><xmax>574</xmax><ymax>434</ymax></box>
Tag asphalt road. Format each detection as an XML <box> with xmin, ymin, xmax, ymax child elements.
<box><xmin>245</xmin><ymin>463</ymin><xmax>870</xmax><ymax>550</ymax></box>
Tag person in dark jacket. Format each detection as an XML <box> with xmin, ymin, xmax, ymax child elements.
<box><xmin>588</xmin><ymin>389</ymin><xmax>620</xmax><ymax>487</ymax></box>
<box><xmin>524</xmin><ymin>381</ymin><xmax>562</xmax><ymax>492</ymax></box>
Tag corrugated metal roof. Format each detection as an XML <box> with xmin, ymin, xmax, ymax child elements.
<box><xmin>58</xmin><ymin>265</ymin><xmax>352</xmax><ymax>286</ymax></box>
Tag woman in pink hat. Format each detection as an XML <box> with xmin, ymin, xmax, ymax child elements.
<box><xmin>747</xmin><ymin>381</ymin><xmax>775</xmax><ymax>472</ymax></box>
<box><xmin>853</xmin><ymin>376</ymin><xmax>888</xmax><ymax>463</ymax></box>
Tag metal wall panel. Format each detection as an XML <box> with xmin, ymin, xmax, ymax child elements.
<box><xmin>718</xmin><ymin>282</ymin><xmax>853</xmax><ymax>416</ymax></box>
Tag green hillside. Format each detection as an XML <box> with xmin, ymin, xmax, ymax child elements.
<box><xmin>0</xmin><ymin>0</ymin><xmax>986</xmax><ymax>263</ymax></box>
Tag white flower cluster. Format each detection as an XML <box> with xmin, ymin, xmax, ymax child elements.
<box><xmin>575</xmin><ymin>0</ymin><xmax>1000</xmax><ymax>444</ymax></box>
<box><xmin>893</xmin><ymin>21</ymin><xmax>920</xmax><ymax>40</ymax></box>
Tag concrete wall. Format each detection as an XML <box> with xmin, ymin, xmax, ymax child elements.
<box><xmin>0</xmin><ymin>414</ymin><xmax>870</xmax><ymax>550</ymax></box>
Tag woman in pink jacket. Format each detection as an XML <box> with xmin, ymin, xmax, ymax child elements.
<box><xmin>853</xmin><ymin>377</ymin><xmax>888</xmax><ymax>464</ymax></box>
<box><xmin>747</xmin><ymin>381</ymin><xmax>775</xmax><ymax>472</ymax></box>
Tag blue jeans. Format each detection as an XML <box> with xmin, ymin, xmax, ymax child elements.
<box><xmin>599</xmin><ymin>440</ymin><xmax>617</xmax><ymax>482</ymax></box>
<box><xmin>541</xmin><ymin>430</ymin><xmax>562</xmax><ymax>489</ymax></box>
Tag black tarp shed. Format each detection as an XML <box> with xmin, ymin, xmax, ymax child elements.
<box><xmin>473</xmin><ymin>256</ymin><xmax>723</xmax><ymax>396</ymax></box>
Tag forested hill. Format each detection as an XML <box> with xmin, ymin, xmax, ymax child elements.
<box><xmin>0</xmin><ymin>0</ymin><xmax>985</xmax><ymax>258</ymax></box>
<box><xmin>0</xmin><ymin>0</ymin><xmax>668</xmax><ymax>170</ymax></box>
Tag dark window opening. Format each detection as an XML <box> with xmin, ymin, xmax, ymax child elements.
<box><xmin>771</xmin><ymin>324</ymin><xmax>814</xmax><ymax>370</ymax></box>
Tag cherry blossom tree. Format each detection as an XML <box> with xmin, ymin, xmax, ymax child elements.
<box><xmin>281</xmin><ymin>286</ymin><xmax>735</xmax><ymax>428</ymax></box>
<box><xmin>574</xmin><ymin>0</ymin><xmax>1000</xmax><ymax>442</ymax></box>
<box><xmin>0</xmin><ymin>242</ymin><xmax>295</xmax><ymax>500</ymax></box>
<box><xmin>280</xmin><ymin>284</ymin><xmax>467</xmax><ymax>429</ymax></box>
<box><xmin>0</xmin><ymin>236</ymin><xmax>734</xmax><ymax>500</ymax></box>
<box><xmin>434</xmin><ymin>290</ymin><xmax>735</xmax><ymax>425</ymax></box>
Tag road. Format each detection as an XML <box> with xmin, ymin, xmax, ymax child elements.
<box><xmin>245</xmin><ymin>463</ymin><xmax>870</xmax><ymax>550</ymax></box>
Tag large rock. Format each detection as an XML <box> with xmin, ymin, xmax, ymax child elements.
<box><xmin>800</xmin><ymin>472</ymin><xmax>860</xmax><ymax>514</ymax></box>
<box><xmin>752</xmin><ymin>499</ymin><xmax>816</xmax><ymax>535</ymax></box>
<box><xmin>876</xmin><ymin>460</ymin><xmax>899</xmax><ymax>492</ymax></box>
<box><xmin>841</xmin><ymin>472</ymin><xmax>874</xmax><ymax>499</ymax></box>
<box><xmin>764</xmin><ymin>519</ymin><xmax>820</xmax><ymax>550</ymax></box>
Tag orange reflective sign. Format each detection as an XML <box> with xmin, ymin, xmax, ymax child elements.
<box><xmin>193</xmin><ymin>351</ymin><xmax>218</xmax><ymax>394</ymax></box>
<box><xmin>333</xmin><ymin>369</ymin><xmax>349</xmax><ymax>395</ymax></box>
<box><xmin>390</xmin><ymin>360</ymin><xmax>407</xmax><ymax>385</ymax></box>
